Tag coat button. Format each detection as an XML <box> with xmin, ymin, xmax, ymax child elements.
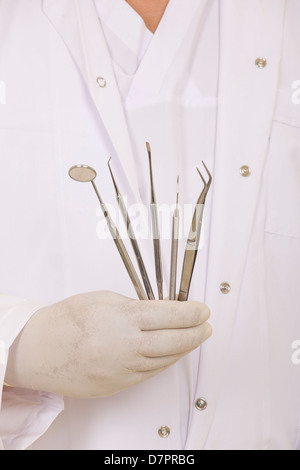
<box><xmin>220</xmin><ymin>282</ymin><xmax>231</xmax><ymax>294</ymax></box>
<box><xmin>96</xmin><ymin>76</ymin><xmax>107</xmax><ymax>88</ymax></box>
<box><xmin>240</xmin><ymin>165</ymin><xmax>252</xmax><ymax>177</ymax></box>
<box><xmin>195</xmin><ymin>398</ymin><xmax>207</xmax><ymax>411</ymax></box>
<box><xmin>255</xmin><ymin>57</ymin><xmax>267</xmax><ymax>69</ymax></box>
<box><xmin>158</xmin><ymin>426</ymin><xmax>170</xmax><ymax>438</ymax></box>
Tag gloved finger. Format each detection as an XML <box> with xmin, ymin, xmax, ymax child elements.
<box><xmin>121</xmin><ymin>365</ymin><xmax>172</xmax><ymax>390</ymax></box>
<box><xmin>138</xmin><ymin>322</ymin><xmax>212</xmax><ymax>357</ymax></box>
<box><xmin>138</xmin><ymin>300</ymin><xmax>210</xmax><ymax>331</ymax></box>
<box><xmin>125</xmin><ymin>349</ymin><xmax>195</xmax><ymax>373</ymax></box>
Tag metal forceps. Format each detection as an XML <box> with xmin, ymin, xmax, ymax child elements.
<box><xmin>177</xmin><ymin>162</ymin><xmax>212</xmax><ymax>302</ymax></box>
<box><xmin>68</xmin><ymin>164</ymin><xmax>148</xmax><ymax>301</ymax></box>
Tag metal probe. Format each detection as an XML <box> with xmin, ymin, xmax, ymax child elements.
<box><xmin>146</xmin><ymin>142</ymin><xmax>163</xmax><ymax>300</ymax></box>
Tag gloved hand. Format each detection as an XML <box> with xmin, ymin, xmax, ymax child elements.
<box><xmin>5</xmin><ymin>291</ymin><xmax>212</xmax><ymax>398</ymax></box>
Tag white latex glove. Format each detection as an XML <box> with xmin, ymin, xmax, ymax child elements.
<box><xmin>5</xmin><ymin>291</ymin><xmax>212</xmax><ymax>398</ymax></box>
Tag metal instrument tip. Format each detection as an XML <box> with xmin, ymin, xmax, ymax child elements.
<box><xmin>107</xmin><ymin>157</ymin><xmax>120</xmax><ymax>197</ymax></box>
<box><xmin>146</xmin><ymin>142</ymin><xmax>151</xmax><ymax>154</ymax></box>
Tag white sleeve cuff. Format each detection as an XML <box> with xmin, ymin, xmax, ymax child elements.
<box><xmin>1</xmin><ymin>388</ymin><xmax>64</xmax><ymax>450</ymax></box>
<box><xmin>0</xmin><ymin>295</ymin><xmax>64</xmax><ymax>450</ymax></box>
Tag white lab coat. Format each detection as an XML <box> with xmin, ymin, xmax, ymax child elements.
<box><xmin>0</xmin><ymin>0</ymin><xmax>299</xmax><ymax>450</ymax></box>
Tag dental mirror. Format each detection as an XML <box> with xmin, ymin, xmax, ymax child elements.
<box><xmin>68</xmin><ymin>163</ymin><xmax>148</xmax><ymax>301</ymax></box>
<box><xmin>68</xmin><ymin>165</ymin><xmax>97</xmax><ymax>183</ymax></box>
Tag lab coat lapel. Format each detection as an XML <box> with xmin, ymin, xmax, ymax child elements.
<box><xmin>186</xmin><ymin>0</ymin><xmax>287</xmax><ymax>449</ymax></box>
<box><xmin>42</xmin><ymin>0</ymin><xmax>141</xmax><ymax>202</ymax></box>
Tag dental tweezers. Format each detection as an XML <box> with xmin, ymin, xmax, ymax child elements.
<box><xmin>177</xmin><ymin>162</ymin><xmax>212</xmax><ymax>302</ymax></box>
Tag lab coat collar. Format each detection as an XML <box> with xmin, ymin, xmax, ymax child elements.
<box><xmin>127</xmin><ymin>0</ymin><xmax>210</xmax><ymax>98</ymax></box>
<box><xmin>42</xmin><ymin>0</ymin><xmax>142</xmax><ymax>203</ymax></box>
<box><xmin>41</xmin><ymin>0</ymin><xmax>210</xmax><ymax>201</ymax></box>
